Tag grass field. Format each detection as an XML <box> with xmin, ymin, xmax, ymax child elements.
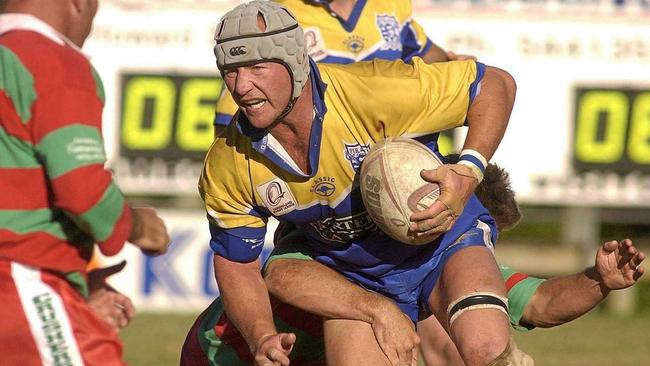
<box><xmin>120</xmin><ymin>309</ymin><xmax>650</xmax><ymax>366</ymax></box>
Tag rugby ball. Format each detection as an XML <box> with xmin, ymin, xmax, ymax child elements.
<box><xmin>360</xmin><ymin>137</ymin><xmax>443</xmax><ymax>245</ymax></box>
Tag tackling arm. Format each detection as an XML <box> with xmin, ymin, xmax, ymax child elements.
<box><xmin>214</xmin><ymin>255</ymin><xmax>295</xmax><ymax>365</ymax></box>
<box><xmin>264</xmin><ymin>258</ymin><xmax>420</xmax><ymax>364</ymax></box>
<box><xmin>522</xmin><ymin>239</ymin><xmax>645</xmax><ymax>328</ymax></box>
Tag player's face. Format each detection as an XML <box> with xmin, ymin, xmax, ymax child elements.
<box><xmin>223</xmin><ymin>62</ymin><xmax>293</xmax><ymax>128</ymax></box>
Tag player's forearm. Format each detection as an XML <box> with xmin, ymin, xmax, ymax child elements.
<box><xmin>264</xmin><ymin>259</ymin><xmax>398</xmax><ymax>324</ymax></box>
<box><xmin>463</xmin><ymin>66</ymin><xmax>516</xmax><ymax>161</ymax></box>
<box><xmin>523</xmin><ymin>267</ymin><xmax>607</xmax><ymax>328</ymax></box>
<box><xmin>214</xmin><ymin>255</ymin><xmax>277</xmax><ymax>352</ymax></box>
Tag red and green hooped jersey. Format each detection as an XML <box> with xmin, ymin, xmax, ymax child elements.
<box><xmin>500</xmin><ymin>264</ymin><xmax>545</xmax><ymax>331</ymax></box>
<box><xmin>0</xmin><ymin>26</ymin><xmax>132</xmax><ymax>282</ymax></box>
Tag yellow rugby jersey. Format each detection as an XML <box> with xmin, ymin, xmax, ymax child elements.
<box><xmin>214</xmin><ymin>0</ymin><xmax>434</xmax><ymax>126</ymax></box>
<box><xmin>201</xmin><ymin>58</ymin><xmax>490</xmax><ymax>275</ymax></box>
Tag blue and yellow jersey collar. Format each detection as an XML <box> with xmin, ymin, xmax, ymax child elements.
<box><xmin>306</xmin><ymin>0</ymin><xmax>368</xmax><ymax>32</ymax></box>
<box><xmin>235</xmin><ymin>58</ymin><xmax>328</xmax><ymax>178</ymax></box>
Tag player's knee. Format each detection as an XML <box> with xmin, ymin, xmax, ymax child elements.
<box><xmin>484</xmin><ymin>338</ymin><xmax>535</xmax><ymax>366</ymax></box>
<box><xmin>462</xmin><ymin>339</ymin><xmax>510</xmax><ymax>366</ymax></box>
<box><xmin>447</xmin><ymin>292</ymin><xmax>511</xmax><ymax>366</ymax></box>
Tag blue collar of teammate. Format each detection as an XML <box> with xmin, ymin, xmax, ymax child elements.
<box><xmin>235</xmin><ymin>58</ymin><xmax>328</xmax><ymax>178</ymax></box>
<box><xmin>307</xmin><ymin>0</ymin><xmax>368</xmax><ymax>32</ymax></box>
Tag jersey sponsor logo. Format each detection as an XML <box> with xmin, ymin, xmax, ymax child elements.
<box><xmin>256</xmin><ymin>179</ymin><xmax>297</xmax><ymax>216</ymax></box>
<box><xmin>304</xmin><ymin>27</ymin><xmax>327</xmax><ymax>61</ymax></box>
<box><xmin>343</xmin><ymin>35</ymin><xmax>365</xmax><ymax>54</ymax></box>
<box><xmin>376</xmin><ymin>14</ymin><xmax>402</xmax><ymax>51</ymax></box>
<box><xmin>309</xmin><ymin>211</ymin><xmax>377</xmax><ymax>244</ymax></box>
<box><xmin>67</xmin><ymin>137</ymin><xmax>105</xmax><ymax>161</ymax></box>
<box><xmin>229</xmin><ymin>46</ymin><xmax>247</xmax><ymax>56</ymax></box>
<box><xmin>311</xmin><ymin>176</ymin><xmax>336</xmax><ymax>197</ymax></box>
<box><xmin>344</xmin><ymin>143</ymin><xmax>370</xmax><ymax>171</ymax></box>
<box><xmin>243</xmin><ymin>237</ymin><xmax>265</xmax><ymax>249</ymax></box>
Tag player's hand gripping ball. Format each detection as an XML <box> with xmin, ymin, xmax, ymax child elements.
<box><xmin>360</xmin><ymin>137</ymin><xmax>443</xmax><ymax>245</ymax></box>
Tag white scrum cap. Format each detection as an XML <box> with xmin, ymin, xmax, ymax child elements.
<box><xmin>214</xmin><ymin>0</ymin><xmax>310</xmax><ymax>99</ymax></box>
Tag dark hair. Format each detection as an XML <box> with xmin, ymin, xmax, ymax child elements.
<box><xmin>446</xmin><ymin>154</ymin><xmax>521</xmax><ymax>231</ymax></box>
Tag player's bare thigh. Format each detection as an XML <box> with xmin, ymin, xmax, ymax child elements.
<box><xmin>323</xmin><ymin>319</ymin><xmax>392</xmax><ymax>366</ymax></box>
<box><xmin>427</xmin><ymin>246</ymin><xmax>510</xmax><ymax>366</ymax></box>
<box><xmin>417</xmin><ymin>315</ymin><xmax>465</xmax><ymax>366</ymax></box>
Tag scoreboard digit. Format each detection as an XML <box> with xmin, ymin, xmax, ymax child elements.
<box><xmin>573</xmin><ymin>88</ymin><xmax>650</xmax><ymax>173</ymax></box>
<box><xmin>119</xmin><ymin>74</ymin><xmax>223</xmax><ymax>160</ymax></box>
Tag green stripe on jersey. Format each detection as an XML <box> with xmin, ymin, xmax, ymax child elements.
<box><xmin>499</xmin><ymin>264</ymin><xmax>517</xmax><ymax>281</ymax></box>
<box><xmin>65</xmin><ymin>271</ymin><xmax>90</xmax><ymax>299</ymax></box>
<box><xmin>78</xmin><ymin>184</ymin><xmax>125</xmax><ymax>242</ymax></box>
<box><xmin>499</xmin><ymin>264</ymin><xmax>545</xmax><ymax>331</ymax></box>
<box><xmin>0</xmin><ymin>208</ymin><xmax>92</xmax><ymax>247</ymax></box>
<box><xmin>0</xmin><ymin>124</ymin><xmax>39</xmax><ymax>168</ymax></box>
<box><xmin>90</xmin><ymin>67</ymin><xmax>105</xmax><ymax>104</ymax></box>
<box><xmin>0</xmin><ymin>45</ymin><xmax>36</xmax><ymax>124</ymax></box>
<box><xmin>35</xmin><ymin>124</ymin><xmax>106</xmax><ymax>178</ymax></box>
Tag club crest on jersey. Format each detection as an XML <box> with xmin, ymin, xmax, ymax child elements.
<box><xmin>256</xmin><ymin>179</ymin><xmax>297</xmax><ymax>216</ymax></box>
<box><xmin>343</xmin><ymin>35</ymin><xmax>365</xmax><ymax>54</ymax></box>
<box><xmin>376</xmin><ymin>14</ymin><xmax>402</xmax><ymax>51</ymax></box>
<box><xmin>304</xmin><ymin>27</ymin><xmax>327</xmax><ymax>62</ymax></box>
<box><xmin>344</xmin><ymin>143</ymin><xmax>370</xmax><ymax>171</ymax></box>
<box><xmin>311</xmin><ymin>176</ymin><xmax>336</xmax><ymax>197</ymax></box>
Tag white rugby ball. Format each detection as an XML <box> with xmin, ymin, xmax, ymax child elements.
<box><xmin>360</xmin><ymin>137</ymin><xmax>443</xmax><ymax>245</ymax></box>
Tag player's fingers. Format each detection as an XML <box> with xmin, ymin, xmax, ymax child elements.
<box><xmin>413</xmin><ymin>216</ymin><xmax>454</xmax><ymax>237</ymax></box>
<box><xmin>633</xmin><ymin>266</ymin><xmax>645</xmax><ymax>281</ymax></box>
<box><xmin>636</xmin><ymin>251</ymin><xmax>646</xmax><ymax>264</ymax></box>
<box><xmin>602</xmin><ymin>240</ymin><xmax>618</xmax><ymax>253</ymax></box>
<box><xmin>381</xmin><ymin>345</ymin><xmax>400</xmax><ymax>366</ymax></box>
<box><xmin>621</xmin><ymin>238</ymin><xmax>633</xmax><ymax>248</ymax></box>
<box><xmin>396</xmin><ymin>346</ymin><xmax>412</xmax><ymax>366</ymax></box>
<box><xmin>268</xmin><ymin>348</ymin><xmax>290</xmax><ymax>366</ymax></box>
<box><xmin>419</xmin><ymin>167</ymin><xmax>446</xmax><ymax>184</ymax></box>
<box><xmin>619</xmin><ymin>245</ymin><xmax>636</xmax><ymax>269</ymax></box>
<box><xmin>409</xmin><ymin>201</ymin><xmax>450</xmax><ymax>222</ymax></box>
<box><xmin>279</xmin><ymin>333</ymin><xmax>296</xmax><ymax>353</ymax></box>
<box><xmin>409</xmin><ymin>210</ymin><xmax>452</xmax><ymax>232</ymax></box>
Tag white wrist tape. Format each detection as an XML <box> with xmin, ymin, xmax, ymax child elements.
<box><xmin>458</xmin><ymin>149</ymin><xmax>488</xmax><ymax>183</ymax></box>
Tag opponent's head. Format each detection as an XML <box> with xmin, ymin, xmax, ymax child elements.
<box><xmin>3</xmin><ymin>0</ymin><xmax>98</xmax><ymax>47</ymax></box>
<box><xmin>213</xmin><ymin>0</ymin><xmax>309</xmax><ymax>100</ymax></box>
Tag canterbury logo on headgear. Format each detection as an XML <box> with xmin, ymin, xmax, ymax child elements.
<box><xmin>229</xmin><ymin>46</ymin><xmax>247</xmax><ymax>56</ymax></box>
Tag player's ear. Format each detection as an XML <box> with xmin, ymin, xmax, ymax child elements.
<box><xmin>68</xmin><ymin>0</ymin><xmax>83</xmax><ymax>13</ymax></box>
<box><xmin>68</xmin><ymin>0</ymin><xmax>95</xmax><ymax>16</ymax></box>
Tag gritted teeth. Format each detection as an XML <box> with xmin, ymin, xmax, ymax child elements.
<box><xmin>250</xmin><ymin>100</ymin><xmax>266</xmax><ymax>109</ymax></box>
<box><xmin>240</xmin><ymin>99</ymin><xmax>266</xmax><ymax>109</ymax></box>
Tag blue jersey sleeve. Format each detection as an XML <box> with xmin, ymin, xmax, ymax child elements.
<box><xmin>401</xmin><ymin>19</ymin><xmax>434</xmax><ymax>63</ymax></box>
<box><xmin>209</xmin><ymin>222</ymin><xmax>267</xmax><ymax>263</ymax></box>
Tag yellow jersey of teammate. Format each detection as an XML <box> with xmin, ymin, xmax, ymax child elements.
<box><xmin>214</xmin><ymin>0</ymin><xmax>434</xmax><ymax>126</ymax></box>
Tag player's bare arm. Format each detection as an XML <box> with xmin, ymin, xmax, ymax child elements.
<box><xmin>522</xmin><ymin>239</ymin><xmax>645</xmax><ymax>328</ymax></box>
<box><xmin>265</xmin><ymin>258</ymin><xmax>420</xmax><ymax>365</ymax></box>
<box><xmin>410</xmin><ymin>66</ymin><xmax>516</xmax><ymax>234</ymax></box>
<box><xmin>214</xmin><ymin>255</ymin><xmax>295</xmax><ymax>366</ymax></box>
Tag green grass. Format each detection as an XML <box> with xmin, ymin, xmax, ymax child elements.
<box><xmin>121</xmin><ymin>312</ymin><xmax>199</xmax><ymax>366</ymax></box>
<box><xmin>514</xmin><ymin>311</ymin><xmax>650</xmax><ymax>366</ymax></box>
<box><xmin>120</xmin><ymin>310</ymin><xmax>650</xmax><ymax>366</ymax></box>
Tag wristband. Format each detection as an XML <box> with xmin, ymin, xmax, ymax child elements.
<box><xmin>458</xmin><ymin>149</ymin><xmax>487</xmax><ymax>183</ymax></box>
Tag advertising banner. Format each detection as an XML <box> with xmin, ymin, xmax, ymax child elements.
<box><xmin>87</xmin><ymin>1</ymin><xmax>650</xmax><ymax>204</ymax></box>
